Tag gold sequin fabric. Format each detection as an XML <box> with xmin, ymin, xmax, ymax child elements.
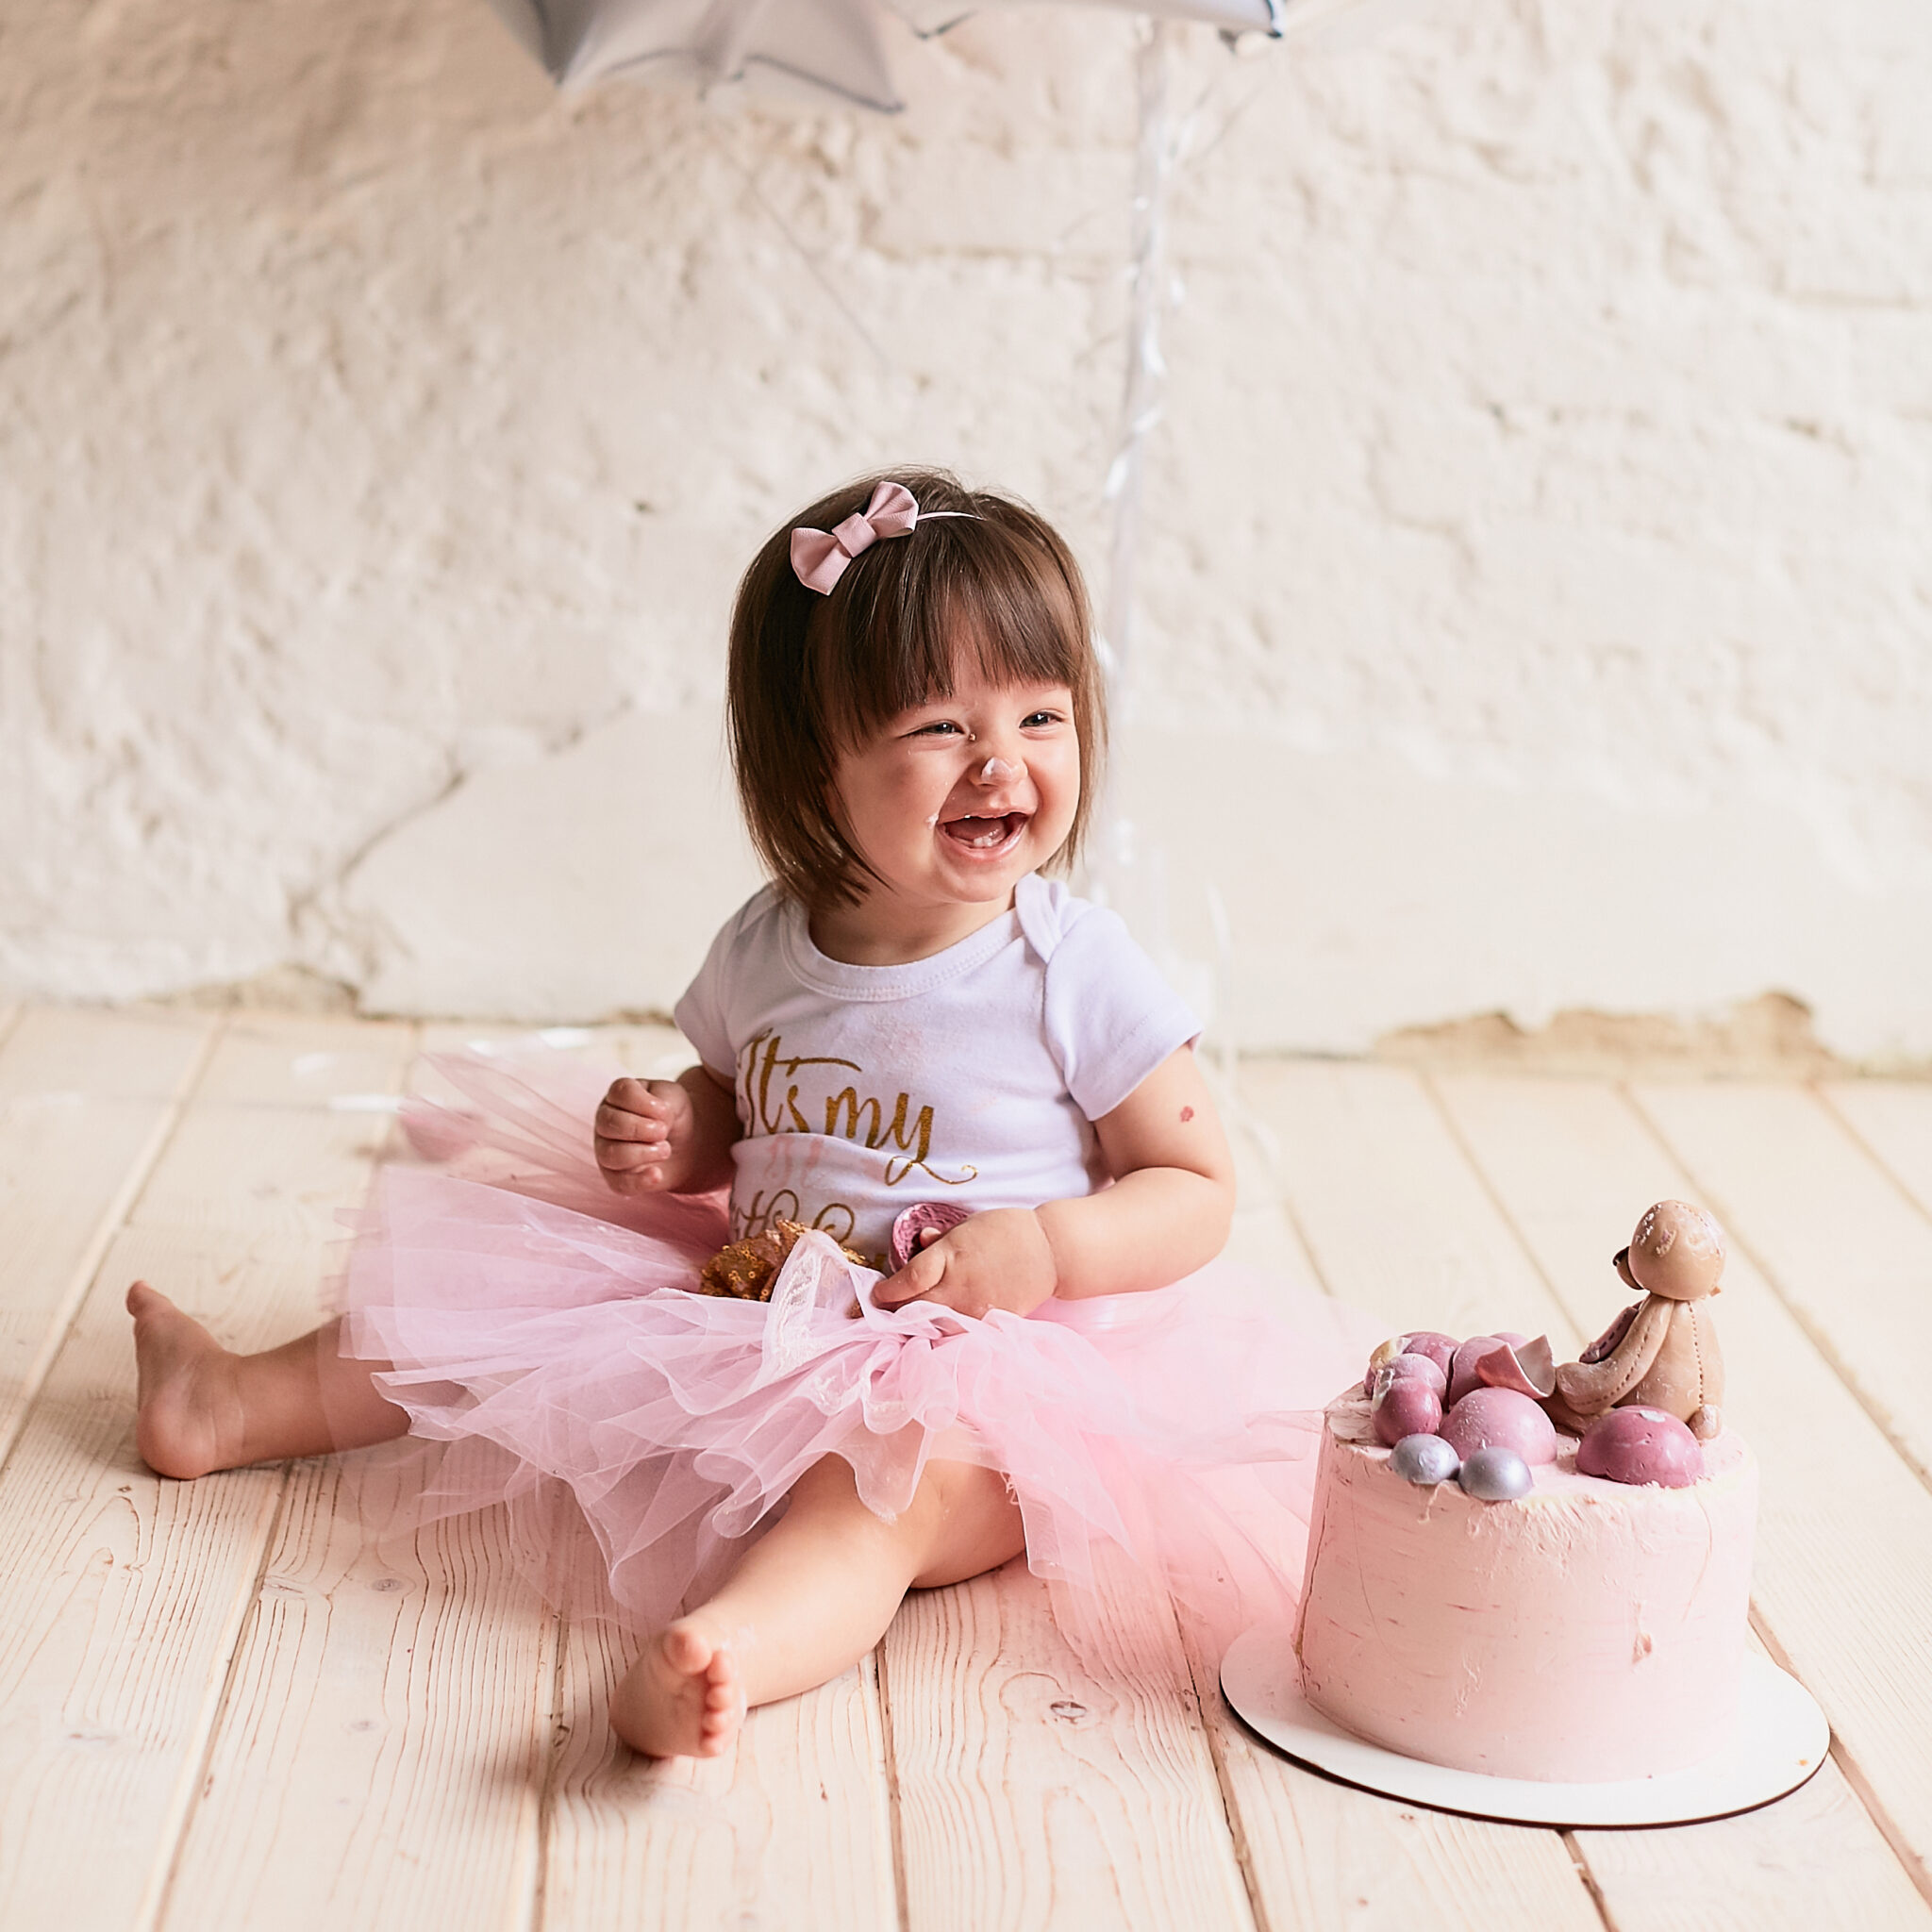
<box><xmin>694</xmin><ymin>1221</ymin><xmax>872</xmax><ymax>1301</ymax></box>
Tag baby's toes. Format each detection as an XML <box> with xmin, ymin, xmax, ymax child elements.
<box><xmin>662</xmin><ymin>1621</ymin><xmax>715</xmax><ymax>1677</ymax></box>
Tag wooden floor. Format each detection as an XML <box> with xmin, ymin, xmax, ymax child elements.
<box><xmin>4</xmin><ymin>1003</ymin><xmax>1932</xmax><ymax>1931</ymax></box>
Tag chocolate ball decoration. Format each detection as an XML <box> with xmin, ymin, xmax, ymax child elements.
<box><xmin>1458</xmin><ymin>1445</ymin><xmax>1534</xmax><ymax>1502</ymax></box>
<box><xmin>1373</xmin><ymin>1376</ymin><xmax>1444</xmax><ymax>1446</ymax></box>
<box><xmin>1362</xmin><ymin>1336</ymin><xmax>1407</xmax><ymax>1395</ymax></box>
<box><xmin>1391</xmin><ymin>1434</ymin><xmax>1460</xmax><ymax>1485</ymax></box>
<box><xmin>1575</xmin><ymin>1407</ymin><xmax>1707</xmax><ymax>1488</ymax></box>
<box><xmin>1440</xmin><ymin>1388</ymin><xmax>1558</xmax><ymax>1465</ymax></box>
<box><xmin>1447</xmin><ymin>1336</ymin><xmax>1503</xmax><ymax>1407</ymax></box>
<box><xmin>1400</xmin><ymin>1331</ymin><xmax>1458</xmax><ymax>1377</ymax></box>
<box><xmin>1374</xmin><ymin>1352</ymin><xmax>1448</xmax><ymax>1401</ymax></box>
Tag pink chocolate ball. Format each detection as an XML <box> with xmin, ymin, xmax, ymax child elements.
<box><xmin>1575</xmin><ymin>1407</ymin><xmax>1706</xmax><ymax>1488</ymax></box>
<box><xmin>1374</xmin><ymin>1352</ymin><xmax>1448</xmax><ymax>1401</ymax></box>
<box><xmin>1373</xmin><ymin>1377</ymin><xmax>1444</xmax><ymax>1446</ymax></box>
<box><xmin>1440</xmin><ymin>1387</ymin><xmax>1557</xmax><ymax>1466</ymax></box>
<box><xmin>1447</xmin><ymin>1336</ymin><xmax>1502</xmax><ymax>1408</ymax></box>
<box><xmin>1400</xmin><ymin>1331</ymin><xmax>1458</xmax><ymax>1377</ymax></box>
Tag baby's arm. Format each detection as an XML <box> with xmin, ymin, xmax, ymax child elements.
<box><xmin>1041</xmin><ymin>1046</ymin><xmax>1236</xmax><ymax>1296</ymax></box>
<box><xmin>873</xmin><ymin>1047</ymin><xmax>1235</xmax><ymax>1316</ymax></box>
<box><xmin>594</xmin><ymin>1065</ymin><xmax>740</xmax><ymax>1195</ymax></box>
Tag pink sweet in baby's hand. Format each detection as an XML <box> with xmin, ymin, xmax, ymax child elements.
<box><xmin>890</xmin><ymin>1203</ymin><xmax>974</xmax><ymax>1274</ymax></box>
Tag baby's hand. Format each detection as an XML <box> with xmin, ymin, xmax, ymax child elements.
<box><xmin>594</xmin><ymin>1076</ymin><xmax>697</xmax><ymax>1193</ymax></box>
<box><xmin>871</xmin><ymin>1208</ymin><xmax>1057</xmax><ymax>1320</ymax></box>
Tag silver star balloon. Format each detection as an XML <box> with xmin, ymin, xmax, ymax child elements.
<box><xmin>485</xmin><ymin>0</ymin><xmax>1286</xmax><ymax>109</ymax></box>
<box><xmin>482</xmin><ymin>0</ymin><xmax>1399</xmax><ymax>1035</ymax></box>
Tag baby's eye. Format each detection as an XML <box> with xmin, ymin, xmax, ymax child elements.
<box><xmin>1022</xmin><ymin>710</ymin><xmax>1064</xmax><ymax>729</ymax></box>
<box><xmin>910</xmin><ymin>720</ymin><xmax>965</xmax><ymax>738</ymax></box>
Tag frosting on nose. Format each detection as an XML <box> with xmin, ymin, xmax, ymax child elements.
<box><xmin>978</xmin><ymin>756</ymin><xmax>1024</xmax><ymax>785</ymax></box>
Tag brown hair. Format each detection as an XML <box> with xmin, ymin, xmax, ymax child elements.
<box><xmin>726</xmin><ymin>468</ymin><xmax>1106</xmax><ymax>910</ymax></box>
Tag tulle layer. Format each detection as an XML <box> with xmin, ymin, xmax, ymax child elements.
<box><xmin>334</xmin><ymin>1047</ymin><xmax>1378</xmax><ymax>1639</ymax></box>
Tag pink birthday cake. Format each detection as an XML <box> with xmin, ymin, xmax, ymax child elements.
<box><xmin>1291</xmin><ymin>1202</ymin><xmax>1759</xmax><ymax>1784</ymax></box>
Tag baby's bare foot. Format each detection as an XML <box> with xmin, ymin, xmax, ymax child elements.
<box><xmin>611</xmin><ymin>1619</ymin><xmax>745</xmax><ymax>1759</ymax></box>
<box><xmin>126</xmin><ymin>1282</ymin><xmax>249</xmax><ymax>1478</ymax></box>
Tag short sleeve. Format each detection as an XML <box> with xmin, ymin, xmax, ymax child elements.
<box><xmin>1041</xmin><ymin>906</ymin><xmax>1202</xmax><ymax>1122</ymax></box>
<box><xmin>672</xmin><ymin>891</ymin><xmax>766</xmax><ymax>1077</ymax></box>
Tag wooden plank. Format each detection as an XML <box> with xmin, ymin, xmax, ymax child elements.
<box><xmin>1820</xmin><ymin>1080</ymin><xmax>1932</xmax><ymax>1225</ymax></box>
<box><xmin>1175</xmin><ymin>1614</ymin><xmax>1607</xmax><ymax>1932</ymax></box>
<box><xmin>1214</xmin><ymin>1068</ymin><xmax>1316</xmax><ymax>1277</ymax></box>
<box><xmin>542</xmin><ymin>1619</ymin><xmax>898</xmax><ymax>1932</ymax></box>
<box><xmin>1240</xmin><ymin>1061</ymin><xmax>1588</xmax><ymax>1353</ymax></box>
<box><xmin>0</xmin><ymin>1232</ymin><xmax>322</xmax><ymax>1932</ymax></box>
<box><xmin>0</xmin><ymin>1045</ymin><xmax>411</xmax><ymax>1931</ymax></box>
<box><xmin>1571</xmin><ymin>1746</ymin><xmax>1925</xmax><ymax>1932</ymax></box>
<box><xmin>408</xmin><ymin>1025</ymin><xmax>690</xmax><ymax>1106</ymax></box>
<box><xmin>156</xmin><ymin>1460</ymin><xmax>551</xmax><ymax>1932</ymax></box>
<box><xmin>884</xmin><ymin>1552</ymin><xmax>1252</xmax><ymax>1932</ymax></box>
<box><xmin>0</xmin><ymin>1007</ymin><xmax>216</xmax><ymax>1101</ymax></box>
<box><xmin>1435</xmin><ymin>1071</ymin><xmax>1932</xmax><ymax>1916</ymax></box>
<box><xmin>194</xmin><ymin>1012</ymin><xmax>417</xmax><ymax>1108</ymax></box>
<box><xmin>0</xmin><ymin>1012</ymin><xmax>213</xmax><ymax>1466</ymax></box>
<box><xmin>1231</xmin><ymin>1061</ymin><xmax>1629</xmax><ymax>1928</ymax></box>
<box><xmin>123</xmin><ymin>1090</ymin><xmax>399</xmax><ymax>1252</ymax></box>
<box><xmin>1631</xmin><ymin>1079</ymin><xmax>1932</xmax><ymax>1488</ymax></box>
<box><xmin>145</xmin><ymin>1015</ymin><xmax>567</xmax><ymax>1930</ymax></box>
<box><xmin>605</xmin><ymin>1023</ymin><xmax>699</xmax><ymax>1081</ymax></box>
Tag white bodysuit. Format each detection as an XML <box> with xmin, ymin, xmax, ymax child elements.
<box><xmin>673</xmin><ymin>874</ymin><xmax>1200</xmax><ymax>1263</ymax></box>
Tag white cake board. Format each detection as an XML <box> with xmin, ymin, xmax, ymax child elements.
<box><xmin>1221</xmin><ymin>1628</ymin><xmax>1829</xmax><ymax>1828</ymax></box>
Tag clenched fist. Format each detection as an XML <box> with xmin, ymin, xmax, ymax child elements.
<box><xmin>595</xmin><ymin>1076</ymin><xmax>702</xmax><ymax>1194</ymax></box>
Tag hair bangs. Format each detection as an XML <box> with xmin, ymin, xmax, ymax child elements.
<box><xmin>827</xmin><ymin>518</ymin><xmax>1088</xmax><ymax>747</ymax></box>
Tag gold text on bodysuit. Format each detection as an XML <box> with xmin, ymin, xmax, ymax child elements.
<box><xmin>734</xmin><ymin>1031</ymin><xmax>976</xmax><ymax>1188</ymax></box>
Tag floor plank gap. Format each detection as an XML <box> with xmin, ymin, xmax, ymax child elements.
<box><xmin>1810</xmin><ymin>1081</ymin><xmax>1932</xmax><ymax>1235</ymax></box>
<box><xmin>873</xmin><ymin>1634</ymin><xmax>913</xmax><ymax>1932</ymax></box>
<box><xmin>139</xmin><ymin>1461</ymin><xmax>299</xmax><ymax>1932</ymax></box>
<box><xmin>528</xmin><ymin>1609</ymin><xmax>571</xmax><ymax>1932</ymax></box>
<box><xmin>1558</xmin><ymin>1830</ymin><xmax>1619</xmax><ymax>1932</ymax></box>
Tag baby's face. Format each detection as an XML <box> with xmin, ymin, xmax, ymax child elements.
<box><xmin>831</xmin><ymin>669</ymin><xmax>1080</xmax><ymax>918</ymax></box>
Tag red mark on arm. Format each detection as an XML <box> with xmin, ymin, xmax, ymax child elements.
<box><xmin>1179</xmin><ymin>1106</ymin><xmax>1194</xmax><ymax>1123</ymax></box>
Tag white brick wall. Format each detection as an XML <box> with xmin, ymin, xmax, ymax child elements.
<box><xmin>5</xmin><ymin>0</ymin><xmax>1929</xmax><ymax>1057</ymax></box>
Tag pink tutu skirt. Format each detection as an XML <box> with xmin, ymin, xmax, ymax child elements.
<box><xmin>333</xmin><ymin>1047</ymin><xmax>1377</xmax><ymax>1645</ymax></box>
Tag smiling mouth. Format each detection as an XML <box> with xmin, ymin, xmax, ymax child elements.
<box><xmin>940</xmin><ymin>811</ymin><xmax>1029</xmax><ymax>853</ymax></box>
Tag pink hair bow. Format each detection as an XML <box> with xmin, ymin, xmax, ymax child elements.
<box><xmin>790</xmin><ymin>480</ymin><xmax>922</xmax><ymax>595</ymax></box>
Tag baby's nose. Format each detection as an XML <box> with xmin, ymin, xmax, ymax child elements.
<box><xmin>976</xmin><ymin>755</ymin><xmax>1024</xmax><ymax>786</ymax></box>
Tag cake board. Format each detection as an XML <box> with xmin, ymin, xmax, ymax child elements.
<box><xmin>1220</xmin><ymin>1627</ymin><xmax>1830</xmax><ymax>1829</ymax></box>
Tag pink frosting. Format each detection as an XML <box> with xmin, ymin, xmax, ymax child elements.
<box><xmin>1293</xmin><ymin>1398</ymin><xmax>1757</xmax><ymax>1782</ymax></box>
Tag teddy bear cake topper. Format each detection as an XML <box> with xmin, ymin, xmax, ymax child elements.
<box><xmin>1546</xmin><ymin>1199</ymin><xmax>1725</xmax><ymax>1441</ymax></box>
<box><xmin>1357</xmin><ymin>1199</ymin><xmax>1728</xmax><ymax>1500</ymax></box>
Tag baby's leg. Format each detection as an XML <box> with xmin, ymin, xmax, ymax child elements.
<box><xmin>127</xmin><ymin>1282</ymin><xmax>408</xmax><ymax>1478</ymax></box>
<box><xmin>611</xmin><ymin>1455</ymin><xmax>1024</xmax><ymax>1759</ymax></box>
